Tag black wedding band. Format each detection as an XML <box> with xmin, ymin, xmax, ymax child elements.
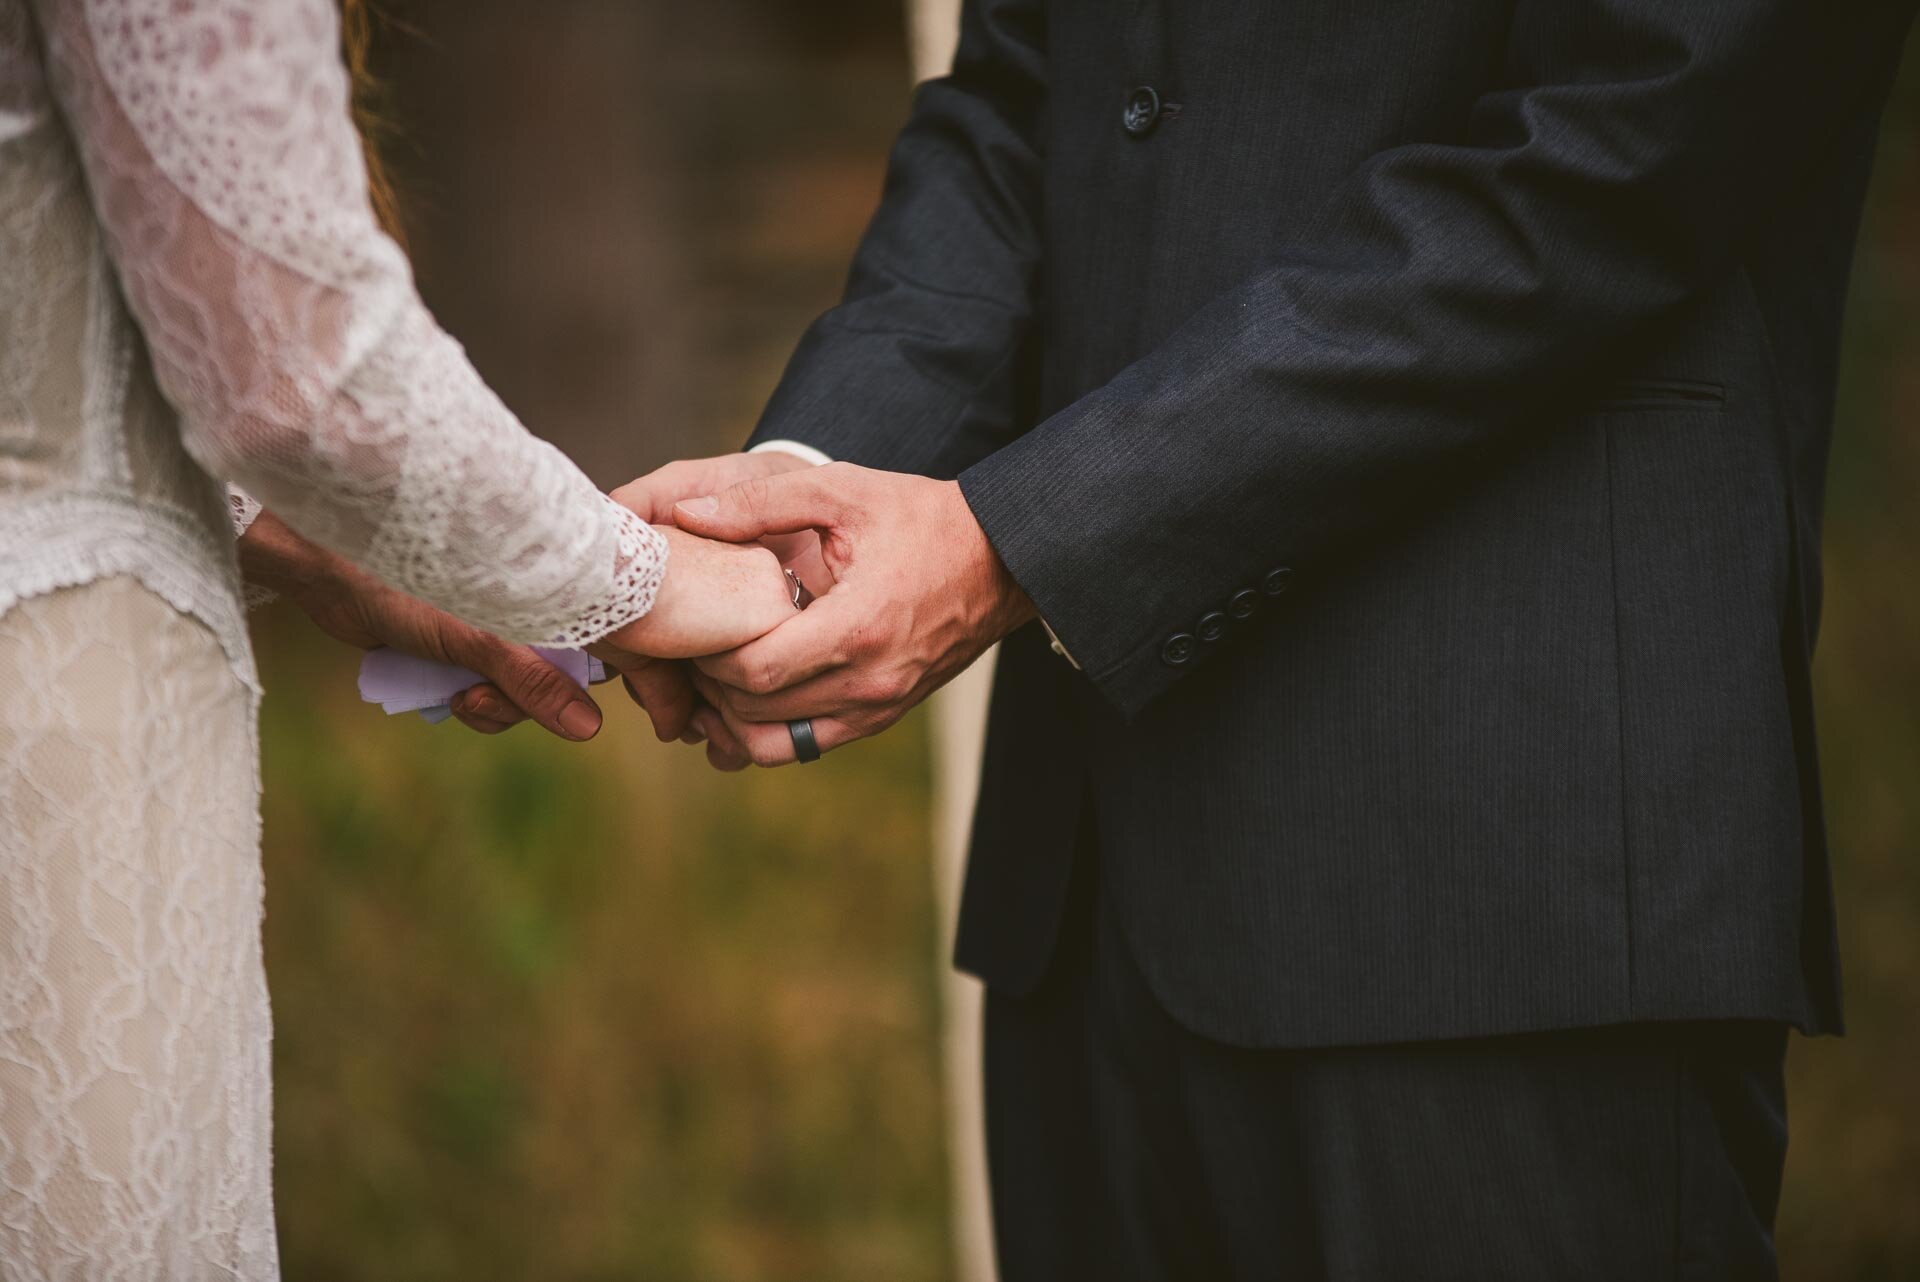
<box><xmin>788</xmin><ymin>718</ymin><xmax>822</xmax><ymax>763</ymax></box>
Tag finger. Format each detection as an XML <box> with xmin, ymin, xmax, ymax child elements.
<box><xmin>759</xmin><ymin>528</ymin><xmax>821</xmax><ymax>570</ymax></box>
<box><xmin>689</xmin><ymin>670</ymin><xmax>864</xmax><ymax>767</ymax></box>
<box><xmin>612</xmin><ymin>452</ymin><xmax>810</xmax><ymax>527</ymax></box>
<box><xmin>450</xmin><ymin>702</ymin><xmax>515</xmax><ymax>735</ymax></box>
<box><xmin>610</xmin><ymin>460</ymin><xmax>701</xmax><ymax>525</ymax></box>
<box><xmin>707</xmin><ymin>666</ymin><xmax>865</xmax><ymax>723</ymax></box>
<box><xmin>672</xmin><ymin>464</ymin><xmax>857</xmax><ymax>543</ymax></box>
<box><xmin>691</xmin><ymin>591</ymin><xmax>859</xmax><ymax>695</ymax></box>
<box><xmin>620</xmin><ymin>662</ymin><xmax>698</xmax><ymax>742</ymax></box>
<box><xmin>691</xmin><ymin>706</ymin><xmax>750</xmax><ymax>772</ymax></box>
<box><xmin>453</xmin><ymin>683</ymin><xmax>529</xmax><ymax>728</ymax></box>
<box><xmin>450</xmin><ymin>639</ymin><xmax>602</xmax><ymax>742</ymax></box>
<box><xmin>773</xmin><ymin>534</ymin><xmax>832</xmax><ymax>601</ymax></box>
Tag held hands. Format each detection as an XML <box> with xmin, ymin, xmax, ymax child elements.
<box><xmin>640</xmin><ymin>460</ymin><xmax>1035</xmax><ymax>771</ymax></box>
<box><xmin>274</xmin><ymin>448</ymin><xmax>1027</xmax><ymax>762</ymax></box>
<box><xmin>605</xmin><ymin>450</ymin><xmax>826</xmax><ymax>743</ymax></box>
<box><xmin>242</xmin><ymin>509</ymin><xmax>614</xmax><ymax>740</ymax></box>
<box><xmin>581</xmin><ymin>527</ymin><xmax>797</xmax><ymax>739</ymax></box>
<box><xmin>441</xmin><ymin>523</ymin><xmax>801</xmax><ymax>739</ymax></box>
<box><xmin>250</xmin><ymin>503</ymin><xmax>799</xmax><ymax>742</ymax></box>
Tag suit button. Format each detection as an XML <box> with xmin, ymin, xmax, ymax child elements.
<box><xmin>1195</xmin><ymin>611</ymin><xmax>1228</xmax><ymax>643</ymax></box>
<box><xmin>1161</xmin><ymin>633</ymin><xmax>1196</xmax><ymax>666</ymax></box>
<box><xmin>1261</xmin><ymin>567</ymin><xmax>1294</xmax><ymax>596</ymax></box>
<box><xmin>1228</xmin><ymin>589</ymin><xmax>1260</xmax><ymax>621</ymax></box>
<box><xmin>1122</xmin><ymin>85</ymin><xmax>1162</xmax><ymax>137</ymax></box>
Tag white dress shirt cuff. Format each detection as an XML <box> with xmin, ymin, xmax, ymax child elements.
<box><xmin>1040</xmin><ymin>619</ymin><xmax>1081</xmax><ymax>670</ymax></box>
<box><xmin>750</xmin><ymin>439</ymin><xmax>834</xmax><ymax>468</ymax></box>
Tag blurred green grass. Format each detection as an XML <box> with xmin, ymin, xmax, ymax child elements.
<box><xmin>259</xmin><ymin>619</ymin><xmax>949</xmax><ymax>1281</ymax></box>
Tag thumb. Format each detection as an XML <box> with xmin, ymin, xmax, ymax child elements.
<box><xmin>674</xmin><ymin>466</ymin><xmax>851</xmax><ymax>543</ymax></box>
<box><xmin>451</xmin><ymin>633</ymin><xmax>604</xmax><ymax>742</ymax></box>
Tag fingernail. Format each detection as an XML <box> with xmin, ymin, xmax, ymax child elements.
<box><xmin>676</xmin><ymin>495</ymin><xmax>719</xmax><ymax>518</ymax></box>
<box><xmin>558</xmin><ymin>701</ymin><xmax>602</xmax><ymax>740</ymax></box>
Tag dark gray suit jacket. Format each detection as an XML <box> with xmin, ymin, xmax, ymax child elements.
<box><xmin>750</xmin><ymin>0</ymin><xmax>1917</xmax><ymax>1047</ymax></box>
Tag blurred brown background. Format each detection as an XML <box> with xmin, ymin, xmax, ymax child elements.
<box><xmin>251</xmin><ymin>3</ymin><xmax>1920</xmax><ymax>1278</ymax></box>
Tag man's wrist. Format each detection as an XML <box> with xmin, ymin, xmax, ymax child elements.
<box><xmin>951</xmin><ymin>474</ymin><xmax>1075</xmax><ymax>665</ymax></box>
<box><xmin>952</xmin><ymin>481</ymin><xmax>1039</xmax><ymax>646</ymax></box>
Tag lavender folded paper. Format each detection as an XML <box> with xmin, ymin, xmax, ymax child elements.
<box><xmin>358</xmin><ymin>646</ymin><xmax>608</xmax><ymax>723</ymax></box>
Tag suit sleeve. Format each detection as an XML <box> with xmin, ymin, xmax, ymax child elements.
<box><xmin>747</xmin><ymin>0</ymin><xmax>1045</xmax><ymax>480</ymax></box>
<box><xmin>954</xmin><ymin>0</ymin><xmax>1911</xmax><ymax>716</ymax></box>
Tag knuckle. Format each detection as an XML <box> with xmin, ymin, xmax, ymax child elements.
<box><xmin>736</xmin><ymin>476</ymin><xmax>771</xmax><ymax>517</ymax></box>
<box><xmin>509</xmin><ymin>658</ymin><xmax>573</xmax><ymax>708</ymax></box>
<box><xmin>455</xmin><ymin>628</ymin><xmax>509</xmax><ymax>671</ymax></box>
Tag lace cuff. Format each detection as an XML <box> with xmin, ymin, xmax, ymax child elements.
<box><xmin>227</xmin><ymin>485</ymin><xmax>262</xmax><ymax>537</ymax></box>
<box><xmin>543</xmin><ymin>500</ymin><xmax>668</xmax><ymax>649</ymax></box>
<box><xmin>226</xmin><ymin>486</ymin><xmax>277</xmax><ymax>609</ymax></box>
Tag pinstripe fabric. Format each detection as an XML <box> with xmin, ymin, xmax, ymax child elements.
<box><xmin>749</xmin><ymin>0</ymin><xmax>1918</xmax><ymax>1046</ymax></box>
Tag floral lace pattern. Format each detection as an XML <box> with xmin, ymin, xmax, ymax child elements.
<box><xmin>32</xmin><ymin>0</ymin><xmax>667</xmax><ymax>647</ymax></box>
<box><xmin>0</xmin><ymin>576</ymin><xmax>276</xmax><ymax>1280</ymax></box>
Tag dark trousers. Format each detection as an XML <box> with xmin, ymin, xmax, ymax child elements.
<box><xmin>983</xmin><ymin>854</ymin><xmax>1790</xmax><ymax>1282</ymax></box>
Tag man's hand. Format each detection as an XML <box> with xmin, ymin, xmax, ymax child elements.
<box><xmin>609</xmin><ymin>450</ymin><xmax>825</xmax><ymax>742</ymax></box>
<box><xmin>610</xmin><ymin>451</ymin><xmax>815</xmax><ymax>525</ymax></box>
<box><xmin>240</xmin><ymin>511</ymin><xmax>608</xmax><ymax>741</ymax></box>
<box><xmin>670</xmin><ymin>462</ymin><xmax>1036</xmax><ymax>769</ymax></box>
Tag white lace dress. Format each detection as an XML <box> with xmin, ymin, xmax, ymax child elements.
<box><xmin>0</xmin><ymin>0</ymin><xmax>667</xmax><ymax>1274</ymax></box>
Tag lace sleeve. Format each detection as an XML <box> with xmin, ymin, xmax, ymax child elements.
<box><xmin>29</xmin><ymin>0</ymin><xmax>665</xmax><ymax>646</ymax></box>
<box><xmin>227</xmin><ymin>485</ymin><xmax>262</xmax><ymax>539</ymax></box>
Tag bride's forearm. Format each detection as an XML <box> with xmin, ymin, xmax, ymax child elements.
<box><xmin>236</xmin><ymin>508</ymin><xmax>374</xmax><ymax>613</ymax></box>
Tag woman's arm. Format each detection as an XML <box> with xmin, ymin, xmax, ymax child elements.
<box><xmin>234</xmin><ymin>507</ymin><xmax>609</xmax><ymax>737</ymax></box>
<box><xmin>31</xmin><ymin>0</ymin><xmax>661</xmax><ymax>646</ymax></box>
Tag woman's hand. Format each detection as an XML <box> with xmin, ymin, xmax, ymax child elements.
<box><xmin>582</xmin><ymin>526</ymin><xmax>800</xmax><ymax>746</ymax></box>
<box><xmin>589</xmin><ymin>526</ymin><xmax>796</xmax><ymax>666</ymax></box>
<box><xmin>240</xmin><ymin>511</ymin><xmax>607</xmax><ymax>740</ymax></box>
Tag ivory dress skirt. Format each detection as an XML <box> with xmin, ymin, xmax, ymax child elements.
<box><xmin>0</xmin><ymin>575</ymin><xmax>278</xmax><ymax>1278</ymax></box>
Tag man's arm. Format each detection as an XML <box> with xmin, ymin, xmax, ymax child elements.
<box><xmin>745</xmin><ymin>0</ymin><xmax>1045</xmax><ymax>479</ymax></box>
<box><xmin>672</xmin><ymin>0</ymin><xmax>1914</xmax><ymax>767</ymax></box>
<box><xmin>956</xmin><ymin>0</ymin><xmax>1913</xmax><ymax>715</ymax></box>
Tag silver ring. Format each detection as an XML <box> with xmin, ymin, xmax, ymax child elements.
<box><xmin>788</xmin><ymin>718</ymin><xmax>821</xmax><ymax>763</ymax></box>
<box><xmin>785</xmin><ymin>568</ymin><xmax>815</xmax><ymax>611</ymax></box>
